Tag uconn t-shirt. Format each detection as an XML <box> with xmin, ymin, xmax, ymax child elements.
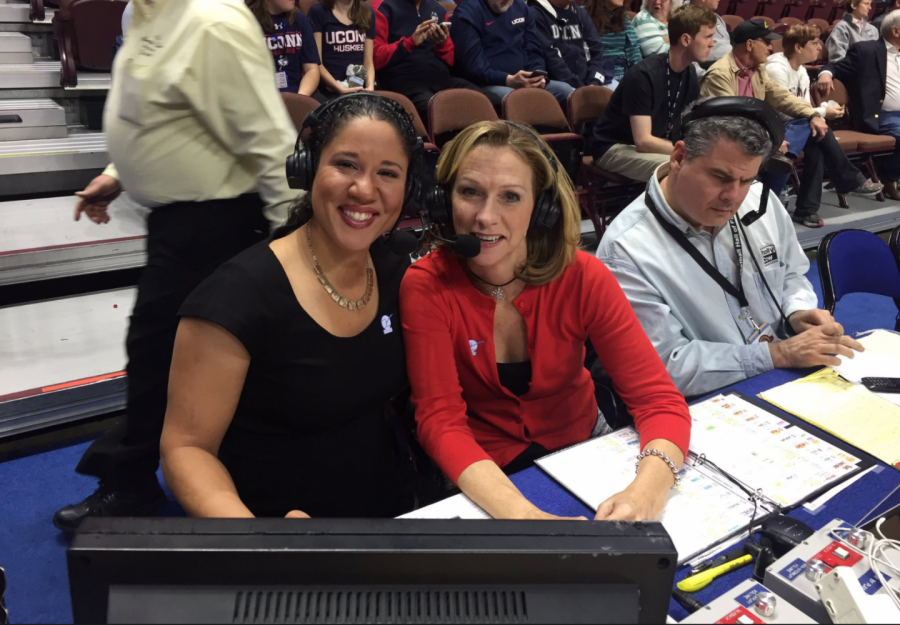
<box><xmin>307</xmin><ymin>3</ymin><xmax>376</xmax><ymax>83</ymax></box>
<box><xmin>265</xmin><ymin>12</ymin><xmax>321</xmax><ymax>93</ymax></box>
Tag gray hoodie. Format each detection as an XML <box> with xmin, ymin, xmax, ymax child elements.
<box><xmin>763</xmin><ymin>52</ymin><xmax>828</xmax><ymax>122</ymax></box>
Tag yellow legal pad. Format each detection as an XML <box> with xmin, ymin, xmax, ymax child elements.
<box><xmin>759</xmin><ymin>331</ymin><xmax>900</xmax><ymax>469</ymax></box>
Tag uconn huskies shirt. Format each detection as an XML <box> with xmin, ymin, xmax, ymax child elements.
<box><xmin>308</xmin><ymin>3</ymin><xmax>376</xmax><ymax>83</ymax></box>
<box><xmin>265</xmin><ymin>12</ymin><xmax>320</xmax><ymax>93</ymax></box>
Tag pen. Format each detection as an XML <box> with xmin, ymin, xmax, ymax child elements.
<box><xmin>677</xmin><ymin>554</ymin><xmax>754</xmax><ymax>593</ymax></box>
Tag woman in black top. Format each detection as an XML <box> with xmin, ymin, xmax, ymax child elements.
<box><xmin>160</xmin><ymin>94</ymin><xmax>424</xmax><ymax>518</ymax></box>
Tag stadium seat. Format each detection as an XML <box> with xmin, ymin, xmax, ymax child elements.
<box><xmin>566</xmin><ymin>85</ymin><xmax>645</xmax><ymax>236</ymax></box>
<box><xmin>53</xmin><ymin>0</ymin><xmax>127</xmax><ymax>88</ymax></box>
<box><xmin>427</xmin><ymin>88</ymin><xmax>498</xmax><ymax>148</ymax></box>
<box><xmin>827</xmin><ymin>0</ymin><xmax>847</xmax><ymax>23</ymax></box>
<box><xmin>501</xmin><ymin>88</ymin><xmax>585</xmax><ymax>191</ymax></box>
<box><xmin>723</xmin><ymin>14</ymin><xmax>745</xmax><ymax>31</ymax></box>
<box><xmin>297</xmin><ymin>0</ymin><xmax>319</xmax><ymax>14</ymax></box>
<box><xmin>778</xmin><ymin>16</ymin><xmax>802</xmax><ymax>25</ymax></box>
<box><xmin>806</xmin><ymin>16</ymin><xmax>829</xmax><ymax>31</ymax></box>
<box><xmin>439</xmin><ymin>1</ymin><xmax>456</xmax><ymax>14</ymax></box>
<box><xmin>375</xmin><ymin>90</ymin><xmax>440</xmax><ymax>152</ymax></box>
<box><xmin>811</xmin><ymin>78</ymin><xmax>893</xmax><ymax>206</ymax></box>
<box><xmin>281</xmin><ymin>93</ymin><xmax>320</xmax><ymax>138</ymax></box>
<box><xmin>779</xmin><ymin>0</ymin><xmax>803</xmax><ymax>19</ymax></box>
<box><xmin>818</xmin><ymin>229</ymin><xmax>900</xmax><ymax>330</ymax></box>
<box><xmin>29</xmin><ymin>0</ymin><xmax>58</xmax><ymax>22</ymax></box>
<box><xmin>749</xmin><ymin>14</ymin><xmax>779</xmax><ymax>24</ymax></box>
<box><xmin>805</xmin><ymin>0</ymin><xmax>828</xmax><ymax>20</ymax></box>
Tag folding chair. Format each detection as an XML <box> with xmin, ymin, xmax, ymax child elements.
<box><xmin>53</xmin><ymin>0</ymin><xmax>127</xmax><ymax>88</ymax></box>
<box><xmin>281</xmin><ymin>93</ymin><xmax>320</xmax><ymax>138</ymax></box>
<box><xmin>778</xmin><ymin>16</ymin><xmax>803</xmax><ymax>25</ymax></box>
<box><xmin>811</xmin><ymin>78</ymin><xmax>893</xmax><ymax>207</ymax></box>
<box><xmin>723</xmin><ymin>14</ymin><xmax>745</xmax><ymax>31</ymax></box>
<box><xmin>818</xmin><ymin>229</ymin><xmax>900</xmax><ymax>330</ymax></box>
<box><xmin>427</xmin><ymin>88</ymin><xmax>498</xmax><ymax>148</ymax></box>
<box><xmin>566</xmin><ymin>85</ymin><xmax>646</xmax><ymax>236</ymax></box>
<box><xmin>501</xmin><ymin>88</ymin><xmax>584</xmax><ymax>183</ymax></box>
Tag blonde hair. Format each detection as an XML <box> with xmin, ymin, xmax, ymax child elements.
<box><xmin>434</xmin><ymin>121</ymin><xmax>581</xmax><ymax>286</ymax></box>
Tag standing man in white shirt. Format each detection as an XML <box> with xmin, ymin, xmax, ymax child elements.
<box><xmin>817</xmin><ymin>10</ymin><xmax>900</xmax><ymax>199</ymax></box>
<box><xmin>54</xmin><ymin>0</ymin><xmax>299</xmax><ymax>531</ymax></box>
<box><xmin>596</xmin><ymin>98</ymin><xmax>863</xmax><ymax>397</ymax></box>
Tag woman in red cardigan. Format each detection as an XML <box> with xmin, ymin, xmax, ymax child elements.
<box><xmin>400</xmin><ymin>121</ymin><xmax>692</xmax><ymax>521</ymax></box>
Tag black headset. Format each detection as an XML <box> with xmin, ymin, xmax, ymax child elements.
<box><xmin>424</xmin><ymin>120</ymin><xmax>562</xmax><ymax>234</ymax></box>
<box><xmin>285</xmin><ymin>92</ymin><xmax>424</xmax><ymax>213</ymax></box>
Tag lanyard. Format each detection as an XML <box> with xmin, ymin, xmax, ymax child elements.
<box><xmin>666</xmin><ymin>59</ymin><xmax>684</xmax><ymax>139</ymax></box>
<box><xmin>646</xmin><ymin>192</ymin><xmax>749</xmax><ymax>309</ymax></box>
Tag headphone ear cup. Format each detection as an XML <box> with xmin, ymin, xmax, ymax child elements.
<box><xmin>286</xmin><ymin>147</ymin><xmax>314</xmax><ymax>191</ymax></box>
<box><xmin>404</xmin><ymin>175</ymin><xmax>421</xmax><ymax>212</ymax></box>
<box><xmin>425</xmin><ymin>185</ymin><xmax>451</xmax><ymax>229</ymax></box>
<box><xmin>530</xmin><ymin>190</ymin><xmax>560</xmax><ymax>231</ymax></box>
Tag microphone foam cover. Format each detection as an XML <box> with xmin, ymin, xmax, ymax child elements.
<box><xmin>452</xmin><ymin>234</ymin><xmax>482</xmax><ymax>258</ymax></box>
<box><xmin>385</xmin><ymin>229</ymin><xmax>419</xmax><ymax>256</ymax></box>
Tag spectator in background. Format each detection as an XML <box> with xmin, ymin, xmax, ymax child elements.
<box><xmin>589</xmin><ymin>4</ymin><xmax>716</xmax><ymax>182</ymax></box>
<box><xmin>54</xmin><ymin>0</ymin><xmax>299</xmax><ymax>532</ymax></box>
<box><xmin>765</xmin><ymin>24</ymin><xmax>881</xmax><ymax>227</ymax></box>
<box><xmin>597</xmin><ymin>103</ymin><xmax>864</xmax><ymax>397</ymax></box>
<box><xmin>633</xmin><ymin>0</ymin><xmax>683</xmax><ymax>57</ymax></box>
<box><xmin>247</xmin><ymin>0</ymin><xmax>321</xmax><ymax>96</ymax></box>
<box><xmin>872</xmin><ymin>0</ymin><xmax>899</xmax><ymax>30</ymax></box>
<box><xmin>372</xmin><ymin>0</ymin><xmax>501</xmax><ymax>120</ymax></box>
<box><xmin>827</xmin><ymin>0</ymin><xmax>878</xmax><ymax>62</ymax></box>
<box><xmin>585</xmin><ymin>0</ymin><xmax>642</xmax><ymax>83</ymax></box>
<box><xmin>817</xmin><ymin>10</ymin><xmax>900</xmax><ymax>200</ymax></box>
<box><xmin>689</xmin><ymin>0</ymin><xmax>728</xmax><ymax>66</ymax></box>
<box><xmin>450</xmin><ymin>0</ymin><xmax>576</xmax><ymax>107</ymax></box>
<box><xmin>309</xmin><ymin>0</ymin><xmax>376</xmax><ymax>98</ymax></box>
<box><xmin>701</xmin><ymin>21</ymin><xmax>881</xmax><ymax>228</ymax></box>
<box><xmin>529</xmin><ymin>0</ymin><xmax>615</xmax><ymax>90</ymax></box>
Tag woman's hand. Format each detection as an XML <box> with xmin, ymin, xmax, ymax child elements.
<box><xmin>594</xmin><ymin>483</ymin><xmax>668</xmax><ymax>521</ymax></box>
<box><xmin>337</xmin><ymin>85</ymin><xmax>365</xmax><ymax>95</ymax></box>
<box><xmin>285</xmin><ymin>510</ymin><xmax>311</xmax><ymax>519</ymax></box>
<box><xmin>523</xmin><ymin>508</ymin><xmax>588</xmax><ymax>521</ymax></box>
<box><xmin>825</xmin><ymin>105</ymin><xmax>845</xmax><ymax>120</ymax></box>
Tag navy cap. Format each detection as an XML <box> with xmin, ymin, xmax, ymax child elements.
<box><xmin>731</xmin><ymin>19</ymin><xmax>783</xmax><ymax>45</ymax></box>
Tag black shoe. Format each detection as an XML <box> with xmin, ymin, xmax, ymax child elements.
<box><xmin>53</xmin><ymin>480</ymin><xmax>166</xmax><ymax>532</ymax></box>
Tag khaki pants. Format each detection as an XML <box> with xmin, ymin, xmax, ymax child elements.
<box><xmin>595</xmin><ymin>144</ymin><xmax>670</xmax><ymax>182</ymax></box>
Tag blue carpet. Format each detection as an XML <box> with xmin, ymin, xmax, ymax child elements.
<box><xmin>0</xmin><ymin>261</ymin><xmax>898</xmax><ymax>624</ymax></box>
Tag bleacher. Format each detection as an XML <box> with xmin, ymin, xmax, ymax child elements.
<box><xmin>1</xmin><ymin>0</ymin><xmax>900</xmax><ymax>442</ymax></box>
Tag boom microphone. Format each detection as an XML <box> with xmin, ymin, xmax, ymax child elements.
<box><xmin>385</xmin><ymin>228</ymin><xmax>419</xmax><ymax>256</ymax></box>
<box><xmin>438</xmin><ymin>232</ymin><xmax>481</xmax><ymax>258</ymax></box>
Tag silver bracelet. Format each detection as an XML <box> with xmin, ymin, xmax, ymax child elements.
<box><xmin>635</xmin><ymin>449</ymin><xmax>681</xmax><ymax>485</ymax></box>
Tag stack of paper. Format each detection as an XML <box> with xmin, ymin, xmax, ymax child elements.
<box><xmin>761</xmin><ymin>330</ymin><xmax>900</xmax><ymax>468</ymax></box>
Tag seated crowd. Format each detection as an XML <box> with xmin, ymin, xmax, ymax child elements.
<box><xmin>57</xmin><ymin>0</ymin><xmax>891</xmax><ymax>528</ymax></box>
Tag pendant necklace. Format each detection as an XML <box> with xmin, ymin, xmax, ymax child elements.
<box><xmin>306</xmin><ymin>224</ymin><xmax>372</xmax><ymax>311</ymax></box>
<box><xmin>467</xmin><ymin>269</ymin><xmax>518</xmax><ymax>302</ymax></box>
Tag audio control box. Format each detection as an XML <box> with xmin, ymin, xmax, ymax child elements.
<box><xmin>763</xmin><ymin>518</ymin><xmax>900</xmax><ymax>623</ymax></box>
<box><xmin>680</xmin><ymin>579</ymin><xmax>814</xmax><ymax>624</ymax></box>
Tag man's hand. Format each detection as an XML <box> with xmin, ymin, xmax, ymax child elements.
<box><xmin>825</xmin><ymin>105</ymin><xmax>845</xmax><ymax>120</ymax></box>
<box><xmin>789</xmin><ymin>308</ymin><xmax>837</xmax><ymax>334</ymax></box>
<box><xmin>816</xmin><ymin>72</ymin><xmax>834</xmax><ymax>97</ymax></box>
<box><xmin>523</xmin><ymin>508</ymin><xmax>589</xmax><ymax>521</ymax></box>
<box><xmin>74</xmin><ymin>174</ymin><xmax>122</xmax><ymax>224</ymax></box>
<box><xmin>412</xmin><ymin>18</ymin><xmax>436</xmax><ymax>45</ymax></box>
<box><xmin>285</xmin><ymin>510</ymin><xmax>310</xmax><ymax>519</ymax></box>
<box><xmin>337</xmin><ymin>85</ymin><xmax>366</xmax><ymax>94</ymax></box>
<box><xmin>769</xmin><ymin>322</ymin><xmax>865</xmax><ymax>369</ymax></box>
<box><xmin>506</xmin><ymin>70</ymin><xmax>545</xmax><ymax>89</ymax></box>
<box><xmin>430</xmin><ymin>22</ymin><xmax>449</xmax><ymax>45</ymax></box>
<box><xmin>810</xmin><ymin>115</ymin><xmax>829</xmax><ymax>139</ymax></box>
<box><xmin>779</xmin><ymin>140</ymin><xmax>789</xmax><ymax>154</ymax></box>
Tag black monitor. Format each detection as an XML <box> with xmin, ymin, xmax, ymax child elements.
<box><xmin>68</xmin><ymin>517</ymin><xmax>676</xmax><ymax>624</ymax></box>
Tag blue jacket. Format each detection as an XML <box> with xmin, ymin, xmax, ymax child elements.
<box><xmin>375</xmin><ymin>0</ymin><xmax>453</xmax><ymax>78</ymax></box>
<box><xmin>529</xmin><ymin>0</ymin><xmax>613</xmax><ymax>88</ymax></box>
<box><xmin>450</xmin><ymin>0</ymin><xmax>545</xmax><ymax>86</ymax></box>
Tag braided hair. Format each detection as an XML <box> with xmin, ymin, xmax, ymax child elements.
<box><xmin>275</xmin><ymin>94</ymin><xmax>422</xmax><ymax>239</ymax></box>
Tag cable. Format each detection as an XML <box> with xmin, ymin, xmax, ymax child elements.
<box><xmin>853</xmin><ymin>481</ymin><xmax>900</xmax><ymax>528</ymax></box>
<box><xmin>828</xmin><ymin>523</ymin><xmax>900</xmax><ymax>612</ymax></box>
<box><xmin>696</xmin><ymin>455</ymin><xmax>771</xmax><ymax>549</ymax></box>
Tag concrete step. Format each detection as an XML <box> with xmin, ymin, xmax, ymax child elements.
<box><xmin>0</xmin><ymin>61</ymin><xmax>60</xmax><ymax>88</ymax></box>
<box><xmin>65</xmin><ymin>72</ymin><xmax>111</xmax><ymax>91</ymax></box>
<box><xmin>0</xmin><ymin>193</ymin><xmax>147</xmax><ymax>285</ymax></box>
<box><xmin>0</xmin><ymin>132</ymin><xmax>107</xmax><ymax>195</ymax></box>
<box><xmin>0</xmin><ymin>32</ymin><xmax>31</xmax><ymax>63</ymax></box>
<box><xmin>0</xmin><ymin>3</ymin><xmax>53</xmax><ymax>23</ymax></box>
<box><xmin>0</xmin><ymin>287</ymin><xmax>133</xmax><ymax>437</ymax></box>
<box><xmin>0</xmin><ymin>98</ymin><xmax>66</xmax><ymax>140</ymax></box>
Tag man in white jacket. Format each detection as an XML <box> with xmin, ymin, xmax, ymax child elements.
<box><xmin>764</xmin><ymin>23</ymin><xmax>882</xmax><ymax>227</ymax></box>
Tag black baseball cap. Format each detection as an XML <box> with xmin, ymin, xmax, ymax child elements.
<box><xmin>731</xmin><ymin>20</ymin><xmax>783</xmax><ymax>45</ymax></box>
